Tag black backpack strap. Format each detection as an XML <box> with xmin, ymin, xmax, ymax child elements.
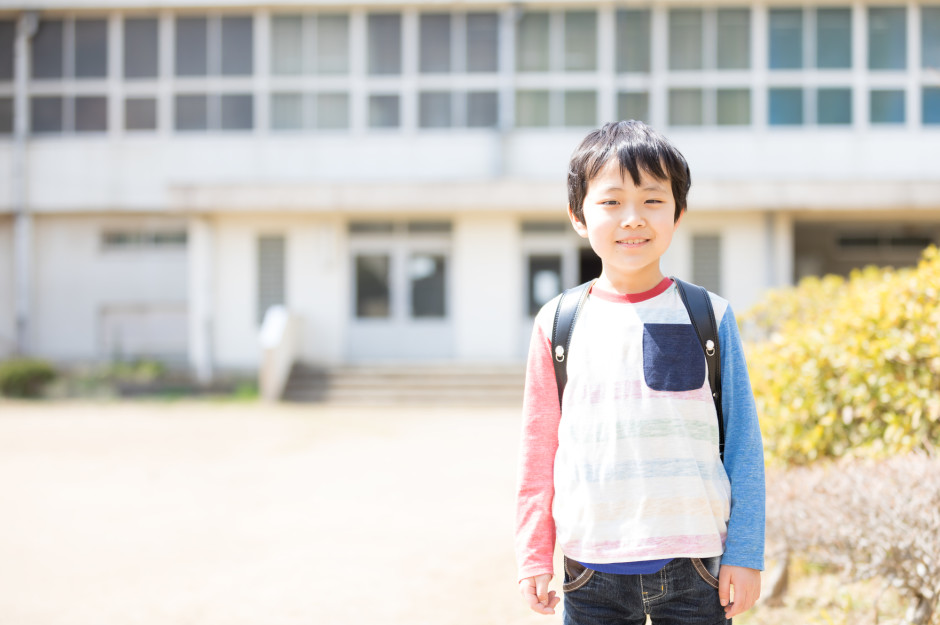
<box><xmin>550</xmin><ymin>280</ymin><xmax>594</xmax><ymax>409</ymax></box>
<box><xmin>672</xmin><ymin>277</ymin><xmax>724</xmax><ymax>462</ymax></box>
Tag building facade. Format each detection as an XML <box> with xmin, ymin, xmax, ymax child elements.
<box><xmin>1</xmin><ymin>1</ymin><xmax>939</xmax><ymax>376</ymax></box>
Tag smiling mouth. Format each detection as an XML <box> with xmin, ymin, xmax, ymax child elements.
<box><xmin>617</xmin><ymin>238</ymin><xmax>649</xmax><ymax>246</ymax></box>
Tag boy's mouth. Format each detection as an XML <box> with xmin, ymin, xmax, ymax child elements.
<box><xmin>616</xmin><ymin>238</ymin><xmax>650</xmax><ymax>246</ymax></box>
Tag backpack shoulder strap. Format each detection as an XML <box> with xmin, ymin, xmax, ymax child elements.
<box><xmin>672</xmin><ymin>277</ymin><xmax>724</xmax><ymax>462</ymax></box>
<box><xmin>550</xmin><ymin>280</ymin><xmax>594</xmax><ymax>409</ymax></box>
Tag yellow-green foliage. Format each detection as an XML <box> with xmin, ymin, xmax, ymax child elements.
<box><xmin>742</xmin><ymin>246</ymin><xmax>940</xmax><ymax>465</ymax></box>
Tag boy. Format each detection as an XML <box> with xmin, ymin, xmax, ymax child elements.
<box><xmin>515</xmin><ymin>121</ymin><xmax>765</xmax><ymax>624</ymax></box>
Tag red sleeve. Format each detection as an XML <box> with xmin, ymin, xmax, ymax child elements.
<box><xmin>514</xmin><ymin>320</ymin><xmax>562</xmax><ymax>581</ymax></box>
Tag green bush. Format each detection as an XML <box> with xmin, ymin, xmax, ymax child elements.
<box><xmin>742</xmin><ymin>245</ymin><xmax>940</xmax><ymax>465</ymax></box>
<box><xmin>0</xmin><ymin>358</ymin><xmax>57</xmax><ymax>398</ymax></box>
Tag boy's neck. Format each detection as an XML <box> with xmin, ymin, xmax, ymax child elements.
<box><xmin>596</xmin><ymin>268</ymin><xmax>668</xmax><ymax>296</ymax></box>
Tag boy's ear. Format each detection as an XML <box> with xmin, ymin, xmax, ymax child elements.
<box><xmin>568</xmin><ymin>204</ymin><xmax>589</xmax><ymax>238</ymax></box>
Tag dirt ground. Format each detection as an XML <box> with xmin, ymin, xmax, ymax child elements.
<box><xmin>0</xmin><ymin>400</ymin><xmax>563</xmax><ymax>625</ymax></box>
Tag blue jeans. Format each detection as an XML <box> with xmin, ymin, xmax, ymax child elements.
<box><xmin>562</xmin><ymin>556</ymin><xmax>730</xmax><ymax>625</ymax></box>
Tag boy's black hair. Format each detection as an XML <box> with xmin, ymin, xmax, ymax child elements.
<box><xmin>567</xmin><ymin>120</ymin><xmax>691</xmax><ymax>224</ymax></box>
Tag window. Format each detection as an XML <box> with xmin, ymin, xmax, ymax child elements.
<box><xmin>369</xmin><ymin>94</ymin><xmax>400</xmax><ymax>128</ymax></box>
<box><xmin>410</xmin><ymin>254</ymin><xmax>446</xmax><ymax>318</ymax></box>
<box><xmin>271</xmin><ymin>93</ymin><xmax>303</xmax><ymax>130</ymax></box>
<box><xmin>31</xmin><ymin>19</ymin><xmax>64</xmax><ymax>79</ymax></box>
<box><xmin>564</xmin><ymin>91</ymin><xmax>596</xmax><ymax>127</ymax></box>
<box><xmin>467</xmin><ymin>92</ymin><xmax>498</xmax><ymax>127</ymax></box>
<box><xmin>368</xmin><ymin>14</ymin><xmax>401</xmax><ymax>75</ymax></box>
<box><xmin>769</xmin><ymin>88</ymin><xmax>804</xmax><ymax>125</ymax></box>
<box><xmin>316</xmin><ymin>93</ymin><xmax>349</xmax><ymax>129</ymax></box>
<box><xmin>0</xmin><ymin>20</ymin><xmax>14</xmax><ymax>81</ymax></box>
<box><xmin>817</xmin><ymin>88</ymin><xmax>852</xmax><ymax>125</ymax></box>
<box><xmin>220</xmin><ymin>94</ymin><xmax>253</xmax><ymax>130</ymax></box>
<box><xmin>124</xmin><ymin>18</ymin><xmax>159</xmax><ymax>78</ymax></box>
<box><xmin>270</xmin><ymin>16</ymin><xmax>303</xmax><ymax>75</ymax></box>
<box><xmin>618</xmin><ymin>92</ymin><xmax>649</xmax><ymax>122</ymax></box>
<box><xmin>769</xmin><ymin>9</ymin><xmax>803</xmax><ymax>69</ymax></box>
<box><xmin>869</xmin><ymin>8</ymin><xmax>906</xmax><ymax>70</ymax></box>
<box><xmin>75</xmin><ymin>19</ymin><xmax>108</xmax><ymax>78</ymax></box>
<box><xmin>516</xmin><ymin>90</ymin><xmax>550</xmax><ymax>127</ymax></box>
<box><xmin>528</xmin><ymin>256</ymin><xmax>562</xmax><ymax>316</ymax></box>
<box><xmin>30</xmin><ymin>96</ymin><xmax>64</xmax><ymax>133</ymax></box>
<box><xmin>420</xmin><ymin>14</ymin><xmax>451</xmax><ymax>73</ymax></box>
<box><xmin>125</xmin><ymin>97</ymin><xmax>158</xmax><ymax>130</ymax></box>
<box><xmin>517</xmin><ymin>12</ymin><xmax>549</xmax><ymax>72</ymax></box>
<box><xmin>925</xmin><ymin>88</ymin><xmax>940</xmax><ymax>124</ymax></box>
<box><xmin>102</xmin><ymin>230</ymin><xmax>187</xmax><ymax>250</ymax></box>
<box><xmin>317</xmin><ymin>15</ymin><xmax>349</xmax><ymax>74</ymax></box>
<box><xmin>75</xmin><ymin>96</ymin><xmax>107</xmax><ymax>131</ymax></box>
<box><xmin>355</xmin><ymin>255</ymin><xmax>391</xmax><ymax>318</ymax></box>
<box><xmin>817</xmin><ymin>9</ymin><xmax>852</xmax><ymax>68</ymax></box>
<box><xmin>258</xmin><ymin>236</ymin><xmax>286</xmax><ymax>323</ymax></box>
<box><xmin>717</xmin><ymin>9</ymin><xmax>750</xmax><ymax>69</ymax></box>
<box><xmin>419</xmin><ymin>92</ymin><xmax>452</xmax><ymax>128</ymax></box>
<box><xmin>616</xmin><ymin>10</ymin><xmax>651</xmax><ymax>73</ymax></box>
<box><xmin>923</xmin><ymin>7</ymin><xmax>940</xmax><ymax>69</ymax></box>
<box><xmin>565</xmin><ymin>11</ymin><xmax>597</xmax><ymax>71</ymax></box>
<box><xmin>0</xmin><ymin>97</ymin><xmax>13</xmax><ymax>134</ymax></box>
<box><xmin>175</xmin><ymin>17</ymin><xmax>208</xmax><ymax>76</ymax></box>
<box><xmin>221</xmin><ymin>16</ymin><xmax>253</xmax><ymax>76</ymax></box>
<box><xmin>669</xmin><ymin>10</ymin><xmax>703</xmax><ymax>70</ymax></box>
<box><xmin>669</xmin><ymin>88</ymin><xmax>703</xmax><ymax>126</ymax></box>
<box><xmin>692</xmin><ymin>235</ymin><xmax>722</xmax><ymax>294</ymax></box>
<box><xmin>175</xmin><ymin>94</ymin><xmax>208</xmax><ymax>130</ymax></box>
<box><xmin>870</xmin><ymin>89</ymin><xmax>905</xmax><ymax>123</ymax></box>
<box><xmin>467</xmin><ymin>13</ymin><xmax>499</xmax><ymax>72</ymax></box>
<box><xmin>717</xmin><ymin>89</ymin><xmax>751</xmax><ymax>125</ymax></box>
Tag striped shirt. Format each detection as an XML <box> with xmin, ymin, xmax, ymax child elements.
<box><xmin>515</xmin><ymin>278</ymin><xmax>765</xmax><ymax>581</ymax></box>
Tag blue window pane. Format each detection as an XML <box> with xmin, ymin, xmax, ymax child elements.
<box><xmin>868</xmin><ymin>8</ymin><xmax>906</xmax><ymax>70</ymax></box>
<box><xmin>769</xmin><ymin>88</ymin><xmax>803</xmax><ymax>124</ymax></box>
<box><xmin>769</xmin><ymin>9</ymin><xmax>803</xmax><ymax>69</ymax></box>
<box><xmin>817</xmin><ymin>88</ymin><xmax>852</xmax><ymax>124</ymax></box>
<box><xmin>870</xmin><ymin>89</ymin><xmax>905</xmax><ymax>123</ymax></box>
<box><xmin>816</xmin><ymin>9</ymin><xmax>851</xmax><ymax>68</ymax></box>
<box><xmin>924</xmin><ymin>8</ymin><xmax>940</xmax><ymax>69</ymax></box>
<box><xmin>924</xmin><ymin>88</ymin><xmax>940</xmax><ymax>124</ymax></box>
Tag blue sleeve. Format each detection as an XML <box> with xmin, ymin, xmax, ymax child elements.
<box><xmin>717</xmin><ymin>306</ymin><xmax>766</xmax><ymax>571</ymax></box>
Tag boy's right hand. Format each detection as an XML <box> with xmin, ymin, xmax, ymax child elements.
<box><xmin>519</xmin><ymin>574</ymin><xmax>561</xmax><ymax>615</ymax></box>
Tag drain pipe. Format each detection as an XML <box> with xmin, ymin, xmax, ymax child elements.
<box><xmin>13</xmin><ymin>12</ymin><xmax>38</xmax><ymax>355</ymax></box>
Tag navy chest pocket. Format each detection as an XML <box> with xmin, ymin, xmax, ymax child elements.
<box><xmin>642</xmin><ymin>324</ymin><xmax>706</xmax><ymax>392</ymax></box>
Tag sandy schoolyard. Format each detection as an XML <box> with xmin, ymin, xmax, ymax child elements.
<box><xmin>0</xmin><ymin>400</ymin><xmax>564</xmax><ymax>625</ymax></box>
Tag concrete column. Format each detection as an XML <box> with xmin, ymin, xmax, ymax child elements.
<box><xmin>188</xmin><ymin>216</ymin><xmax>214</xmax><ymax>383</ymax></box>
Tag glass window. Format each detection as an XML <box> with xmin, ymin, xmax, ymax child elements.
<box><xmin>467</xmin><ymin>91</ymin><xmax>498</xmax><ymax>127</ymax></box>
<box><xmin>32</xmin><ymin>19</ymin><xmax>64</xmax><ymax>79</ymax></box>
<box><xmin>356</xmin><ymin>255</ymin><xmax>390</xmax><ymax>318</ymax></box>
<box><xmin>564</xmin><ymin>91</ymin><xmax>596</xmax><ymax>126</ymax></box>
<box><xmin>616</xmin><ymin>10</ymin><xmax>651</xmax><ymax>73</ymax></box>
<box><xmin>175</xmin><ymin>94</ymin><xmax>208</xmax><ymax>131</ymax></box>
<box><xmin>317</xmin><ymin>15</ymin><xmax>349</xmax><ymax>74</ymax></box>
<box><xmin>517</xmin><ymin>12</ymin><xmax>550</xmax><ymax>72</ymax></box>
<box><xmin>769</xmin><ymin>88</ymin><xmax>804</xmax><ymax>124</ymax></box>
<box><xmin>30</xmin><ymin>96</ymin><xmax>63</xmax><ymax>133</ymax></box>
<box><xmin>410</xmin><ymin>254</ymin><xmax>446</xmax><ymax>318</ymax></box>
<box><xmin>528</xmin><ymin>256</ymin><xmax>562</xmax><ymax>316</ymax></box>
<box><xmin>125</xmin><ymin>97</ymin><xmax>157</xmax><ymax>130</ymax></box>
<box><xmin>124</xmin><ymin>18</ymin><xmax>159</xmax><ymax>78</ymax></box>
<box><xmin>369</xmin><ymin>94</ymin><xmax>400</xmax><ymax>128</ymax></box>
<box><xmin>692</xmin><ymin>235</ymin><xmax>722</xmax><ymax>294</ymax></box>
<box><xmin>717</xmin><ymin>9</ymin><xmax>750</xmax><ymax>69</ymax></box>
<box><xmin>868</xmin><ymin>8</ymin><xmax>906</xmax><ymax>70</ymax></box>
<box><xmin>817</xmin><ymin>88</ymin><xmax>852</xmax><ymax>124</ymax></box>
<box><xmin>271</xmin><ymin>93</ymin><xmax>303</xmax><ymax>130</ymax></box>
<box><xmin>870</xmin><ymin>89</ymin><xmax>905</xmax><ymax>123</ymax></box>
<box><xmin>75</xmin><ymin>96</ymin><xmax>107</xmax><ymax>131</ymax></box>
<box><xmin>467</xmin><ymin>13</ymin><xmax>499</xmax><ymax>72</ymax></box>
<box><xmin>258</xmin><ymin>236</ymin><xmax>286</xmax><ymax>324</ymax></box>
<box><xmin>516</xmin><ymin>90</ymin><xmax>550</xmax><ymax>127</ymax></box>
<box><xmin>316</xmin><ymin>93</ymin><xmax>349</xmax><ymax>129</ymax></box>
<box><xmin>669</xmin><ymin>88</ymin><xmax>703</xmax><ymax>125</ymax></box>
<box><xmin>221</xmin><ymin>94</ymin><xmax>253</xmax><ymax>130</ymax></box>
<box><xmin>0</xmin><ymin>20</ymin><xmax>14</xmax><ymax>81</ymax></box>
<box><xmin>271</xmin><ymin>15</ymin><xmax>303</xmax><ymax>75</ymax></box>
<box><xmin>420</xmin><ymin>14</ymin><xmax>451</xmax><ymax>73</ymax></box>
<box><xmin>816</xmin><ymin>9</ymin><xmax>851</xmax><ymax>69</ymax></box>
<box><xmin>0</xmin><ymin>97</ymin><xmax>12</xmax><ymax>133</ymax></box>
<box><xmin>221</xmin><ymin>16</ymin><xmax>253</xmax><ymax>76</ymax></box>
<box><xmin>669</xmin><ymin>9</ymin><xmax>703</xmax><ymax>70</ymax></box>
<box><xmin>419</xmin><ymin>92</ymin><xmax>452</xmax><ymax>128</ymax></box>
<box><xmin>75</xmin><ymin>19</ymin><xmax>108</xmax><ymax>78</ymax></box>
<box><xmin>175</xmin><ymin>17</ymin><xmax>208</xmax><ymax>76</ymax></box>
<box><xmin>769</xmin><ymin>9</ymin><xmax>803</xmax><ymax>69</ymax></box>
<box><xmin>565</xmin><ymin>11</ymin><xmax>597</xmax><ymax>71</ymax></box>
<box><xmin>922</xmin><ymin>7</ymin><xmax>940</xmax><ymax>69</ymax></box>
<box><xmin>924</xmin><ymin>88</ymin><xmax>940</xmax><ymax>124</ymax></box>
<box><xmin>368</xmin><ymin>14</ymin><xmax>401</xmax><ymax>75</ymax></box>
<box><xmin>717</xmin><ymin>88</ymin><xmax>751</xmax><ymax>125</ymax></box>
<box><xmin>617</xmin><ymin>92</ymin><xmax>649</xmax><ymax>122</ymax></box>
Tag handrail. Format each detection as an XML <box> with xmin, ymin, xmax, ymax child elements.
<box><xmin>258</xmin><ymin>305</ymin><xmax>300</xmax><ymax>402</ymax></box>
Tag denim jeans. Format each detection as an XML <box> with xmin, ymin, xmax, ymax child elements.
<box><xmin>562</xmin><ymin>556</ymin><xmax>730</xmax><ymax>625</ymax></box>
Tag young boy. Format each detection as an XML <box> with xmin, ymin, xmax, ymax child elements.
<box><xmin>515</xmin><ymin>120</ymin><xmax>765</xmax><ymax>624</ymax></box>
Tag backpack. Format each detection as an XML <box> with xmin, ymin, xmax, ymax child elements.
<box><xmin>550</xmin><ymin>277</ymin><xmax>725</xmax><ymax>462</ymax></box>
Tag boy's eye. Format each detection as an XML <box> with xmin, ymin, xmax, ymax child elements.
<box><xmin>601</xmin><ymin>200</ymin><xmax>619</xmax><ymax>206</ymax></box>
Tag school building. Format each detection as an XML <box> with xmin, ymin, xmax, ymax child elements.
<box><xmin>1</xmin><ymin>1</ymin><xmax>939</xmax><ymax>385</ymax></box>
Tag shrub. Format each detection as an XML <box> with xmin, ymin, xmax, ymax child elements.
<box><xmin>0</xmin><ymin>358</ymin><xmax>57</xmax><ymax>398</ymax></box>
<box><xmin>741</xmin><ymin>246</ymin><xmax>940</xmax><ymax>465</ymax></box>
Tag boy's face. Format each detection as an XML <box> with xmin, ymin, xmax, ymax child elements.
<box><xmin>568</xmin><ymin>158</ymin><xmax>682</xmax><ymax>294</ymax></box>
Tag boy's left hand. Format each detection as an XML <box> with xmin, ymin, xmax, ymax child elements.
<box><xmin>718</xmin><ymin>565</ymin><xmax>761</xmax><ymax>618</ymax></box>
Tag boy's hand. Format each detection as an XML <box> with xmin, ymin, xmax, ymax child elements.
<box><xmin>718</xmin><ymin>565</ymin><xmax>761</xmax><ymax>618</ymax></box>
<box><xmin>519</xmin><ymin>574</ymin><xmax>561</xmax><ymax>615</ymax></box>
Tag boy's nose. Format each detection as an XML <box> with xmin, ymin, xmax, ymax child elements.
<box><xmin>619</xmin><ymin>205</ymin><xmax>645</xmax><ymax>228</ymax></box>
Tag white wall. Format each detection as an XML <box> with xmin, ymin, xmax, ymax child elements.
<box><xmin>0</xmin><ymin>217</ymin><xmax>14</xmax><ymax>358</ymax></box>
